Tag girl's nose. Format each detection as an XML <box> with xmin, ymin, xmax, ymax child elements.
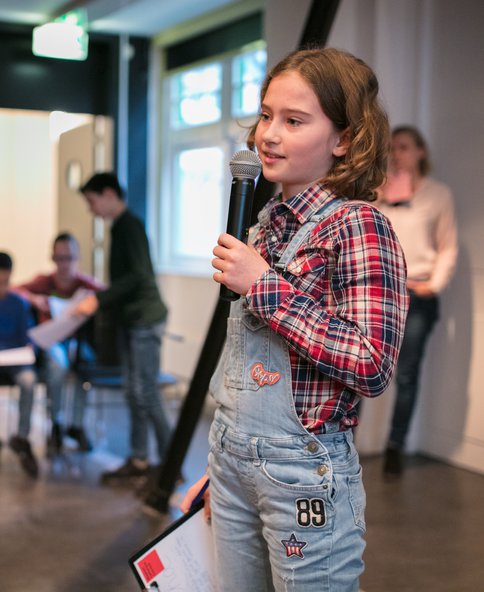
<box><xmin>262</xmin><ymin>121</ymin><xmax>281</xmax><ymax>144</ymax></box>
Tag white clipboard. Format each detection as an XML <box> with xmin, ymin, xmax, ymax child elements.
<box><xmin>129</xmin><ymin>502</ymin><xmax>216</xmax><ymax>591</ymax></box>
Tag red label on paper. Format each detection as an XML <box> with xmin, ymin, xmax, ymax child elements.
<box><xmin>137</xmin><ymin>549</ymin><xmax>165</xmax><ymax>583</ymax></box>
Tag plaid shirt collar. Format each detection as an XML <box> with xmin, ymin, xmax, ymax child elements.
<box><xmin>258</xmin><ymin>183</ymin><xmax>336</xmax><ymax>227</ymax></box>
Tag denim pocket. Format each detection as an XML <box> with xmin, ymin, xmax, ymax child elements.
<box><xmin>348</xmin><ymin>467</ymin><xmax>366</xmax><ymax>531</ymax></box>
<box><xmin>261</xmin><ymin>457</ymin><xmax>332</xmax><ymax>494</ymax></box>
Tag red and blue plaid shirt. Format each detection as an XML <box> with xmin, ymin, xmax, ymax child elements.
<box><xmin>246</xmin><ymin>184</ymin><xmax>408</xmax><ymax>433</ymax></box>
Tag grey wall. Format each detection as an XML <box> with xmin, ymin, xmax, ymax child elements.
<box><xmin>325</xmin><ymin>0</ymin><xmax>484</xmax><ymax>473</ymax></box>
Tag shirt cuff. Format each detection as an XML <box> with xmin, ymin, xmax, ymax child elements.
<box><xmin>246</xmin><ymin>268</ymin><xmax>295</xmax><ymax>322</ymax></box>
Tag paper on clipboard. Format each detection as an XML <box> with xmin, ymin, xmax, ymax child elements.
<box><xmin>129</xmin><ymin>503</ymin><xmax>217</xmax><ymax>591</ymax></box>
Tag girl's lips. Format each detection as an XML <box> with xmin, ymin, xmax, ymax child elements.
<box><xmin>262</xmin><ymin>151</ymin><xmax>284</xmax><ymax>162</ymax></box>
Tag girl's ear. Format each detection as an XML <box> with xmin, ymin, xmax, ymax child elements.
<box><xmin>332</xmin><ymin>128</ymin><xmax>351</xmax><ymax>158</ymax></box>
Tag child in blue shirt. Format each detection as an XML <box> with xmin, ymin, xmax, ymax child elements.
<box><xmin>0</xmin><ymin>252</ymin><xmax>38</xmax><ymax>478</ymax></box>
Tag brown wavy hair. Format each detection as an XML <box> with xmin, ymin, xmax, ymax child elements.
<box><xmin>248</xmin><ymin>47</ymin><xmax>390</xmax><ymax>201</ymax></box>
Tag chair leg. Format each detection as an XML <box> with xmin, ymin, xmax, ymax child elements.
<box><xmin>6</xmin><ymin>386</ymin><xmax>18</xmax><ymax>441</ymax></box>
<box><xmin>40</xmin><ymin>383</ymin><xmax>52</xmax><ymax>449</ymax></box>
<box><xmin>0</xmin><ymin>386</ymin><xmax>13</xmax><ymax>444</ymax></box>
<box><xmin>99</xmin><ymin>389</ymin><xmax>112</xmax><ymax>445</ymax></box>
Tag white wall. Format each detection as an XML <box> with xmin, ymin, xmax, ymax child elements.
<box><xmin>160</xmin><ymin>275</ymin><xmax>219</xmax><ymax>378</ymax></box>
<box><xmin>158</xmin><ymin>0</ymin><xmax>484</xmax><ymax>473</ymax></box>
<box><xmin>264</xmin><ymin>0</ymin><xmax>312</xmax><ymax>68</ymax></box>
<box><xmin>0</xmin><ymin>110</ymin><xmax>106</xmax><ymax>285</ymax></box>
<box><xmin>0</xmin><ymin>110</ymin><xmax>55</xmax><ymax>284</ymax></box>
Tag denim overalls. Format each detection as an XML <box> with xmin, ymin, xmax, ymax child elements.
<box><xmin>208</xmin><ymin>198</ymin><xmax>366</xmax><ymax>592</ymax></box>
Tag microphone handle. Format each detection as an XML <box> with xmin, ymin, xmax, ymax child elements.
<box><xmin>220</xmin><ymin>177</ymin><xmax>254</xmax><ymax>302</ymax></box>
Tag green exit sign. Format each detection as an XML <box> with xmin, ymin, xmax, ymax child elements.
<box><xmin>32</xmin><ymin>9</ymin><xmax>89</xmax><ymax>61</ymax></box>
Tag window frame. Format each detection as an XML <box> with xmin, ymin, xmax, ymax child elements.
<box><xmin>157</xmin><ymin>42</ymin><xmax>266</xmax><ymax>277</ymax></box>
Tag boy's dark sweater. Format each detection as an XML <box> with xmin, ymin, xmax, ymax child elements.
<box><xmin>96</xmin><ymin>209</ymin><xmax>167</xmax><ymax>327</ymax></box>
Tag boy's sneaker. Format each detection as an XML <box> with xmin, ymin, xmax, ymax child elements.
<box><xmin>66</xmin><ymin>426</ymin><xmax>93</xmax><ymax>452</ymax></box>
<box><xmin>100</xmin><ymin>458</ymin><xmax>150</xmax><ymax>484</ymax></box>
<box><xmin>47</xmin><ymin>422</ymin><xmax>63</xmax><ymax>456</ymax></box>
<box><xmin>9</xmin><ymin>435</ymin><xmax>39</xmax><ymax>479</ymax></box>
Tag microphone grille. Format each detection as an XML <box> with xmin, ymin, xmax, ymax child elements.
<box><xmin>229</xmin><ymin>149</ymin><xmax>262</xmax><ymax>179</ymax></box>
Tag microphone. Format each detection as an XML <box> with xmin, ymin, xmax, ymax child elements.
<box><xmin>220</xmin><ymin>149</ymin><xmax>262</xmax><ymax>302</ymax></box>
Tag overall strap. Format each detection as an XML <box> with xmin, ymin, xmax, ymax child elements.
<box><xmin>274</xmin><ymin>197</ymin><xmax>346</xmax><ymax>272</ymax></box>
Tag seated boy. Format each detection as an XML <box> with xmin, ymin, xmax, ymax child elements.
<box><xmin>14</xmin><ymin>233</ymin><xmax>104</xmax><ymax>453</ymax></box>
<box><xmin>0</xmin><ymin>252</ymin><xmax>38</xmax><ymax>478</ymax></box>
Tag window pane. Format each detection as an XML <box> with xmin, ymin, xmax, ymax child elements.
<box><xmin>232</xmin><ymin>48</ymin><xmax>266</xmax><ymax>117</ymax></box>
<box><xmin>161</xmin><ymin>47</ymin><xmax>268</xmax><ymax>275</ymax></box>
<box><xmin>171</xmin><ymin>64</ymin><xmax>222</xmax><ymax>128</ymax></box>
<box><xmin>174</xmin><ymin>147</ymin><xmax>224</xmax><ymax>259</ymax></box>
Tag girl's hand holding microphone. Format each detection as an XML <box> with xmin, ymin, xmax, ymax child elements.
<box><xmin>212</xmin><ymin>233</ymin><xmax>269</xmax><ymax>296</ymax></box>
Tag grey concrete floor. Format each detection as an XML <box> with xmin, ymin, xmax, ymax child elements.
<box><xmin>1</xmin><ymin>387</ymin><xmax>483</xmax><ymax>592</ymax></box>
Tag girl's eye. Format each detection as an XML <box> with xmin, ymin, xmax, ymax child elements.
<box><xmin>287</xmin><ymin>118</ymin><xmax>301</xmax><ymax>126</ymax></box>
<box><xmin>259</xmin><ymin>112</ymin><xmax>270</xmax><ymax>122</ymax></box>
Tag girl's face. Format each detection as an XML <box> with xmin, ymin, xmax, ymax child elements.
<box><xmin>391</xmin><ymin>132</ymin><xmax>425</xmax><ymax>175</ymax></box>
<box><xmin>255</xmin><ymin>71</ymin><xmax>346</xmax><ymax>201</ymax></box>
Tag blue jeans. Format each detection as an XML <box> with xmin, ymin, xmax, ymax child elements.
<box><xmin>44</xmin><ymin>339</ymin><xmax>94</xmax><ymax>427</ymax></box>
<box><xmin>388</xmin><ymin>292</ymin><xmax>439</xmax><ymax>448</ymax></box>
<box><xmin>2</xmin><ymin>366</ymin><xmax>36</xmax><ymax>438</ymax></box>
<box><xmin>209</xmin><ymin>423</ymin><xmax>365</xmax><ymax>592</ymax></box>
<box><xmin>118</xmin><ymin>323</ymin><xmax>171</xmax><ymax>462</ymax></box>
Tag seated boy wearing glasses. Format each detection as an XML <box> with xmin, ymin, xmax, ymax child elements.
<box><xmin>14</xmin><ymin>233</ymin><xmax>104</xmax><ymax>454</ymax></box>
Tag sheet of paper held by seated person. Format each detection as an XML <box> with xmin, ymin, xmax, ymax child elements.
<box><xmin>27</xmin><ymin>289</ymin><xmax>92</xmax><ymax>350</ymax></box>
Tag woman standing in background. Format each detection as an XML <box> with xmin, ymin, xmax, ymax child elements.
<box><xmin>378</xmin><ymin>125</ymin><xmax>458</xmax><ymax>476</ymax></box>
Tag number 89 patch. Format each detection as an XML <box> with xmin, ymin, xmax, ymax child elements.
<box><xmin>295</xmin><ymin>498</ymin><xmax>326</xmax><ymax>528</ymax></box>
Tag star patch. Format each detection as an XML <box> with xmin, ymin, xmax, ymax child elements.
<box><xmin>281</xmin><ymin>533</ymin><xmax>307</xmax><ymax>559</ymax></box>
